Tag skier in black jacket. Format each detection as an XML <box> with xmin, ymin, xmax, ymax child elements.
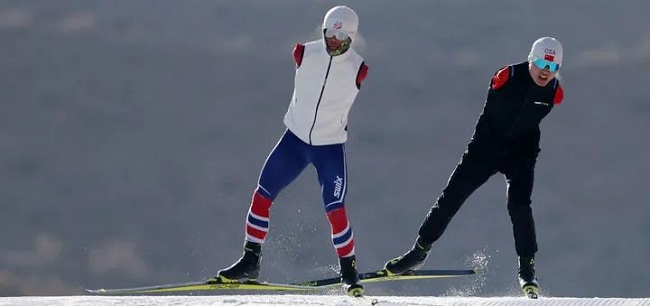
<box><xmin>383</xmin><ymin>37</ymin><xmax>564</xmax><ymax>299</ymax></box>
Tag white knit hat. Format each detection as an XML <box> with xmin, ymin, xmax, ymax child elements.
<box><xmin>528</xmin><ymin>37</ymin><xmax>563</xmax><ymax>65</ymax></box>
<box><xmin>322</xmin><ymin>6</ymin><xmax>359</xmax><ymax>40</ymax></box>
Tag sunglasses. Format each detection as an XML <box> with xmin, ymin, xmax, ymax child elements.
<box><xmin>324</xmin><ymin>28</ymin><xmax>350</xmax><ymax>41</ymax></box>
<box><xmin>532</xmin><ymin>58</ymin><xmax>560</xmax><ymax>72</ymax></box>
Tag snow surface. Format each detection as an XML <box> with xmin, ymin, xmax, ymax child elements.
<box><xmin>1</xmin><ymin>296</ymin><xmax>649</xmax><ymax>306</ymax></box>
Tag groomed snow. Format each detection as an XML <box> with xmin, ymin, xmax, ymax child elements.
<box><xmin>1</xmin><ymin>295</ymin><xmax>649</xmax><ymax>306</ymax></box>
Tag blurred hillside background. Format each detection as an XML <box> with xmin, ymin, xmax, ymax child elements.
<box><xmin>1</xmin><ymin>0</ymin><xmax>648</xmax><ymax>298</ymax></box>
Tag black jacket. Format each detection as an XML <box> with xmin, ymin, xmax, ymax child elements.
<box><xmin>470</xmin><ymin>61</ymin><xmax>564</xmax><ymax>158</ymax></box>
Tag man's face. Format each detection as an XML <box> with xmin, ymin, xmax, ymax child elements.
<box><xmin>326</xmin><ymin>36</ymin><xmax>344</xmax><ymax>52</ymax></box>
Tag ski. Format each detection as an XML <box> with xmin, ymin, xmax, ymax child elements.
<box><xmin>293</xmin><ymin>269</ymin><xmax>477</xmax><ymax>287</ymax></box>
<box><xmin>85</xmin><ymin>269</ymin><xmax>476</xmax><ymax>295</ymax></box>
<box><xmin>85</xmin><ymin>279</ymin><xmax>316</xmax><ymax>295</ymax></box>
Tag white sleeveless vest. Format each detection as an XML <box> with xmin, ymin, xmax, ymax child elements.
<box><xmin>283</xmin><ymin>39</ymin><xmax>364</xmax><ymax>145</ymax></box>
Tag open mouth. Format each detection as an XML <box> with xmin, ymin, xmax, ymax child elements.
<box><xmin>533</xmin><ymin>73</ymin><xmax>552</xmax><ymax>86</ymax></box>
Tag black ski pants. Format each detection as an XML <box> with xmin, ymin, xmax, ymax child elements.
<box><xmin>418</xmin><ymin>146</ymin><xmax>538</xmax><ymax>257</ymax></box>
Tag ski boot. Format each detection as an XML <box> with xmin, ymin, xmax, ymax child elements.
<box><xmin>383</xmin><ymin>237</ymin><xmax>431</xmax><ymax>275</ymax></box>
<box><xmin>340</xmin><ymin>255</ymin><xmax>364</xmax><ymax>297</ymax></box>
<box><xmin>518</xmin><ymin>256</ymin><xmax>540</xmax><ymax>299</ymax></box>
<box><xmin>212</xmin><ymin>241</ymin><xmax>262</xmax><ymax>283</ymax></box>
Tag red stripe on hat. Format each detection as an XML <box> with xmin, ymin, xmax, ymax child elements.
<box><xmin>327</xmin><ymin>208</ymin><xmax>349</xmax><ymax>234</ymax></box>
<box><xmin>250</xmin><ymin>192</ymin><xmax>272</xmax><ymax>217</ymax></box>
<box><xmin>544</xmin><ymin>54</ymin><xmax>555</xmax><ymax>61</ymax></box>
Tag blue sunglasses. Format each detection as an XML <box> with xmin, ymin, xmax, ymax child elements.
<box><xmin>532</xmin><ymin>58</ymin><xmax>560</xmax><ymax>72</ymax></box>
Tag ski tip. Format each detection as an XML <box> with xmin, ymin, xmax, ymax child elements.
<box><xmin>84</xmin><ymin>288</ymin><xmax>106</xmax><ymax>294</ymax></box>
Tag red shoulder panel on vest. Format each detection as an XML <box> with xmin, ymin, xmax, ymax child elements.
<box><xmin>491</xmin><ymin>66</ymin><xmax>510</xmax><ymax>90</ymax></box>
<box><xmin>356</xmin><ymin>63</ymin><xmax>368</xmax><ymax>88</ymax></box>
<box><xmin>554</xmin><ymin>83</ymin><xmax>564</xmax><ymax>105</ymax></box>
<box><xmin>293</xmin><ymin>44</ymin><xmax>305</xmax><ymax>67</ymax></box>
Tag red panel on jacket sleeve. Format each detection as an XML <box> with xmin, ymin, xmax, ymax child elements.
<box><xmin>356</xmin><ymin>63</ymin><xmax>368</xmax><ymax>89</ymax></box>
<box><xmin>293</xmin><ymin>44</ymin><xmax>305</xmax><ymax>68</ymax></box>
<box><xmin>554</xmin><ymin>84</ymin><xmax>564</xmax><ymax>105</ymax></box>
<box><xmin>491</xmin><ymin>66</ymin><xmax>510</xmax><ymax>90</ymax></box>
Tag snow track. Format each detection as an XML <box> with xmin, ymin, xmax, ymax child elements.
<box><xmin>1</xmin><ymin>295</ymin><xmax>649</xmax><ymax>306</ymax></box>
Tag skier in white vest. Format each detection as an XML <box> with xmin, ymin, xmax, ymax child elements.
<box><xmin>213</xmin><ymin>6</ymin><xmax>369</xmax><ymax>297</ymax></box>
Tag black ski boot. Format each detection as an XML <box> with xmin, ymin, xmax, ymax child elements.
<box><xmin>214</xmin><ymin>241</ymin><xmax>262</xmax><ymax>283</ymax></box>
<box><xmin>339</xmin><ymin>255</ymin><xmax>364</xmax><ymax>297</ymax></box>
<box><xmin>518</xmin><ymin>256</ymin><xmax>540</xmax><ymax>299</ymax></box>
<box><xmin>384</xmin><ymin>237</ymin><xmax>431</xmax><ymax>275</ymax></box>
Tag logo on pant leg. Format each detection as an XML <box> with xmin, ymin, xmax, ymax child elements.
<box><xmin>333</xmin><ymin>176</ymin><xmax>344</xmax><ymax>198</ymax></box>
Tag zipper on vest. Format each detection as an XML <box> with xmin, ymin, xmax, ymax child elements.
<box><xmin>308</xmin><ymin>56</ymin><xmax>333</xmax><ymax>144</ymax></box>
